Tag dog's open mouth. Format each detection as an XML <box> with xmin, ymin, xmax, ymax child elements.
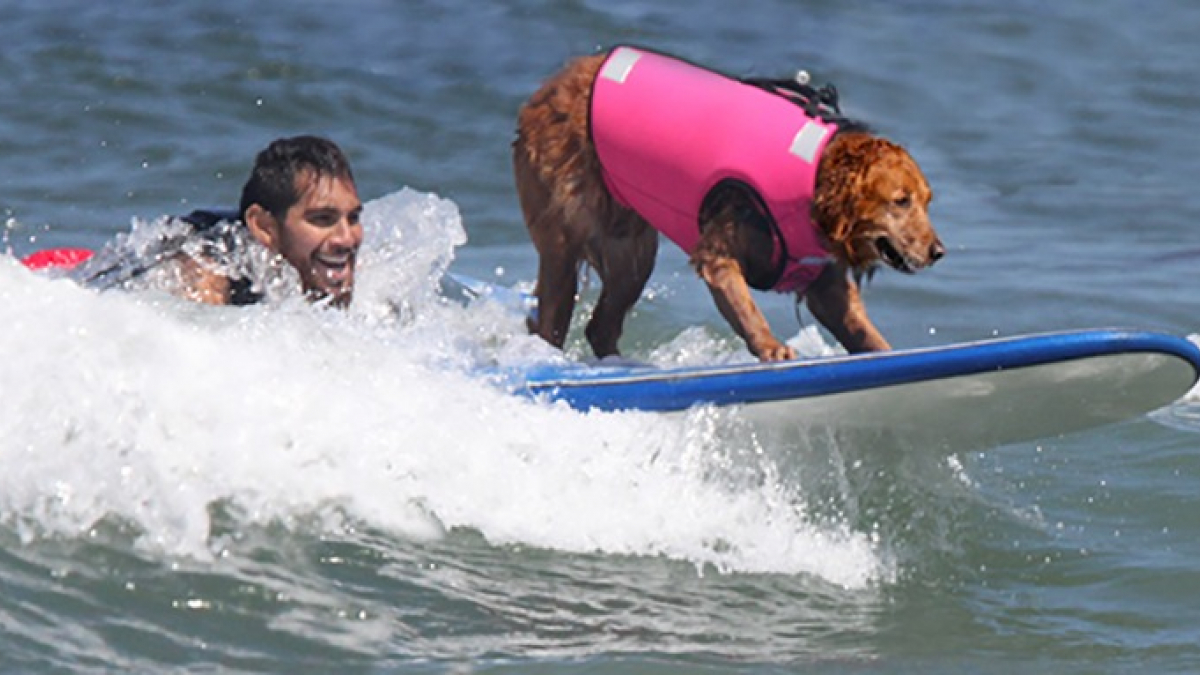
<box><xmin>876</xmin><ymin>237</ymin><xmax>914</xmax><ymax>273</ymax></box>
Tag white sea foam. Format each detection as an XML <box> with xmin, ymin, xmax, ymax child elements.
<box><xmin>0</xmin><ymin>188</ymin><xmax>887</xmax><ymax>589</ymax></box>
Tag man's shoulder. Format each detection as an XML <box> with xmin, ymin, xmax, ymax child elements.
<box><xmin>181</xmin><ymin>208</ymin><xmax>242</xmax><ymax>230</ymax></box>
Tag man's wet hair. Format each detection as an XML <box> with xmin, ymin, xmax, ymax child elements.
<box><xmin>239</xmin><ymin>135</ymin><xmax>355</xmax><ymax>220</ymax></box>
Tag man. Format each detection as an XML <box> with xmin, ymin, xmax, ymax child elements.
<box><xmin>78</xmin><ymin>135</ymin><xmax>364</xmax><ymax>308</ymax></box>
<box><xmin>179</xmin><ymin>135</ymin><xmax>364</xmax><ymax>307</ymax></box>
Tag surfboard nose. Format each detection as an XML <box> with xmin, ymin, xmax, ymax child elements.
<box><xmin>20</xmin><ymin>248</ymin><xmax>95</xmax><ymax>271</ymax></box>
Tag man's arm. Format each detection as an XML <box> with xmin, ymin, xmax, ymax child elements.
<box><xmin>173</xmin><ymin>253</ymin><xmax>232</xmax><ymax>305</ymax></box>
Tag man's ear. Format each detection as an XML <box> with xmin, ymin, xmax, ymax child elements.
<box><xmin>244</xmin><ymin>204</ymin><xmax>279</xmax><ymax>251</ymax></box>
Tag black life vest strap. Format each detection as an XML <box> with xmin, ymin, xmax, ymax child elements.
<box><xmin>742</xmin><ymin>74</ymin><xmax>845</xmax><ymax>125</ymax></box>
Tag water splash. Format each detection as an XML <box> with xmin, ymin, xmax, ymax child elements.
<box><xmin>0</xmin><ymin>188</ymin><xmax>892</xmax><ymax>588</ymax></box>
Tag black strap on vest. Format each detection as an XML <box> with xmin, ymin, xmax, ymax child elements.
<box><xmin>742</xmin><ymin>74</ymin><xmax>841</xmax><ymax>119</ymax></box>
<box><xmin>741</xmin><ymin>73</ymin><xmax>867</xmax><ymax>133</ymax></box>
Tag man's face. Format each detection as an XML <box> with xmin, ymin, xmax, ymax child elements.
<box><xmin>259</xmin><ymin>172</ymin><xmax>364</xmax><ymax>306</ymax></box>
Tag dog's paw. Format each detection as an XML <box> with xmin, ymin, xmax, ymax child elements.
<box><xmin>754</xmin><ymin>340</ymin><xmax>797</xmax><ymax>362</ymax></box>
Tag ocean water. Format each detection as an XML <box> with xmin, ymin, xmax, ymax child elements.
<box><xmin>3</xmin><ymin>1</ymin><xmax>1200</xmax><ymax>673</ymax></box>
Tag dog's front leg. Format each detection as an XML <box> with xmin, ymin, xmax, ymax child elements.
<box><xmin>805</xmin><ymin>264</ymin><xmax>890</xmax><ymax>353</ymax></box>
<box><xmin>698</xmin><ymin>257</ymin><xmax>797</xmax><ymax>361</ymax></box>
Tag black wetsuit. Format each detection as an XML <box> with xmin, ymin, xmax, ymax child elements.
<box><xmin>179</xmin><ymin>209</ymin><xmax>262</xmax><ymax>305</ymax></box>
<box><xmin>74</xmin><ymin>208</ymin><xmax>262</xmax><ymax>305</ymax></box>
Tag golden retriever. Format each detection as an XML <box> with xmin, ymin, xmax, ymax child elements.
<box><xmin>512</xmin><ymin>46</ymin><xmax>943</xmax><ymax>361</ymax></box>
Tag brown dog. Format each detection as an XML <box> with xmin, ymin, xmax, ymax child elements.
<box><xmin>513</xmin><ymin>46</ymin><xmax>944</xmax><ymax>361</ymax></box>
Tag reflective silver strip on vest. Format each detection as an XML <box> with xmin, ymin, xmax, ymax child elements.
<box><xmin>789</xmin><ymin>121</ymin><xmax>830</xmax><ymax>163</ymax></box>
<box><xmin>600</xmin><ymin>47</ymin><xmax>642</xmax><ymax>84</ymax></box>
<box><xmin>798</xmin><ymin>255</ymin><xmax>834</xmax><ymax>266</ymax></box>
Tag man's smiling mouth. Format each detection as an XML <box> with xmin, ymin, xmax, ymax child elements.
<box><xmin>313</xmin><ymin>252</ymin><xmax>354</xmax><ymax>282</ymax></box>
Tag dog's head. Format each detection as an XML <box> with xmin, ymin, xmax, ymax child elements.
<box><xmin>812</xmin><ymin>132</ymin><xmax>944</xmax><ymax>277</ymax></box>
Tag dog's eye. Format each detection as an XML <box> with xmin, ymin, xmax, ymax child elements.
<box><xmin>893</xmin><ymin>195</ymin><xmax>912</xmax><ymax>209</ymax></box>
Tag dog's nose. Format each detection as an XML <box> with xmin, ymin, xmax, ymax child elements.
<box><xmin>929</xmin><ymin>241</ymin><xmax>945</xmax><ymax>263</ymax></box>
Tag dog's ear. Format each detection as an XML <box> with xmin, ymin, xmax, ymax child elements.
<box><xmin>813</xmin><ymin>133</ymin><xmax>873</xmax><ymax>258</ymax></box>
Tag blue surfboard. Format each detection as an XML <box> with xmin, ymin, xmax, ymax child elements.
<box><xmin>498</xmin><ymin>329</ymin><xmax>1200</xmax><ymax>450</ymax></box>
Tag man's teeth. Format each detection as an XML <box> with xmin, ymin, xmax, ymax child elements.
<box><xmin>316</xmin><ymin>254</ymin><xmax>350</xmax><ymax>267</ymax></box>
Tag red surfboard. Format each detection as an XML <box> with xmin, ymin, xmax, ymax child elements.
<box><xmin>19</xmin><ymin>248</ymin><xmax>94</xmax><ymax>271</ymax></box>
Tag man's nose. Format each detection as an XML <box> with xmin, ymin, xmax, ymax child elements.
<box><xmin>330</xmin><ymin>218</ymin><xmax>361</xmax><ymax>248</ymax></box>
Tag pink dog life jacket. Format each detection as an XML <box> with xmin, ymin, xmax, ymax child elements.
<box><xmin>591</xmin><ymin>46</ymin><xmax>838</xmax><ymax>293</ymax></box>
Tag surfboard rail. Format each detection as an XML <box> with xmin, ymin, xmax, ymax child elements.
<box><xmin>497</xmin><ymin>330</ymin><xmax>1200</xmax><ymax>450</ymax></box>
<box><xmin>510</xmin><ymin>329</ymin><xmax>1200</xmax><ymax>413</ymax></box>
